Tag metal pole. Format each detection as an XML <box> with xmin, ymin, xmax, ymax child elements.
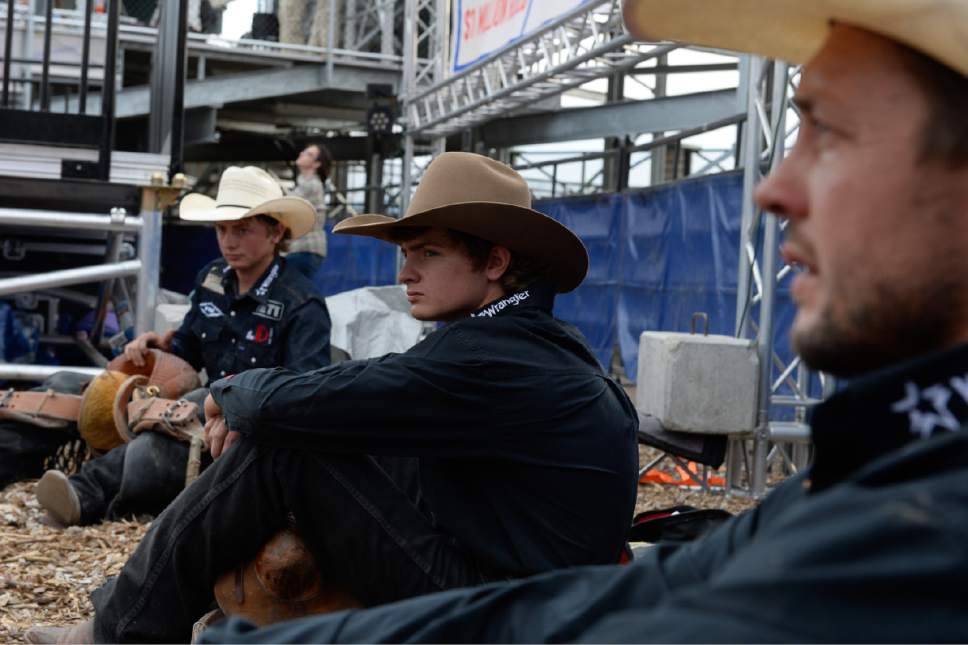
<box><xmin>22</xmin><ymin>0</ymin><xmax>35</xmax><ymax>110</ymax></box>
<box><xmin>734</xmin><ymin>55</ymin><xmax>762</xmax><ymax>339</ymax></box>
<box><xmin>750</xmin><ymin>61</ymin><xmax>790</xmax><ymax>497</ymax></box>
<box><xmin>78</xmin><ymin>0</ymin><xmax>93</xmax><ymax>113</ymax></box>
<box><xmin>0</xmin><ymin>260</ymin><xmax>141</xmax><ymax>296</ymax></box>
<box><xmin>2</xmin><ymin>0</ymin><xmax>15</xmax><ymax>106</ymax></box>
<box><xmin>0</xmin><ymin>208</ymin><xmax>143</xmax><ymax>231</ymax></box>
<box><xmin>90</xmin><ymin>209</ymin><xmax>126</xmax><ymax>344</ymax></box>
<box><xmin>135</xmin><ymin>209</ymin><xmax>163</xmax><ymax>334</ymax></box>
<box><xmin>99</xmin><ymin>0</ymin><xmax>120</xmax><ymax>180</ymax></box>
<box><xmin>380</xmin><ymin>0</ymin><xmax>393</xmax><ymax>57</ymax></box>
<box><xmin>326</xmin><ymin>0</ymin><xmax>336</xmax><ymax>84</ymax></box>
<box><xmin>650</xmin><ymin>53</ymin><xmax>668</xmax><ymax>185</ymax></box>
<box><xmin>40</xmin><ymin>0</ymin><xmax>53</xmax><ymax>111</ymax></box>
<box><xmin>169</xmin><ymin>0</ymin><xmax>189</xmax><ymax>177</ymax></box>
<box><xmin>0</xmin><ymin>364</ymin><xmax>101</xmax><ymax>381</ymax></box>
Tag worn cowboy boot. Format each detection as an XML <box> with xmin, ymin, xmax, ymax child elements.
<box><xmin>24</xmin><ymin>619</ymin><xmax>95</xmax><ymax>644</ymax></box>
<box><xmin>35</xmin><ymin>470</ymin><xmax>81</xmax><ymax>527</ymax></box>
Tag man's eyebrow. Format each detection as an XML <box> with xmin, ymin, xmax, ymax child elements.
<box><xmin>401</xmin><ymin>241</ymin><xmax>428</xmax><ymax>253</ymax></box>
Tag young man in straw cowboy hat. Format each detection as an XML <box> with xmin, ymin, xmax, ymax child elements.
<box><xmin>26</xmin><ymin>152</ymin><xmax>639</xmax><ymax>643</ymax></box>
<box><xmin>187</xmin><ymin>1</ymin><xmax>968</xmax><ymax>643</ymax></box>
<box><xmin>32</xmin><ymin>166</ymin><xmax>332</xmax><ymax>529</ymax></box>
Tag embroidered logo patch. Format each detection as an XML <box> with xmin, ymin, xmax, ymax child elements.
<box><xmin>891</xmin><ymin>377</ymin><xmax>968</xmax><ymax>439</ymax></box>
<box><xmin>254</xmin><ymin>300</ymin><xmax>284</xmax><ymax>321</ymax></box>
<box><xmin>245</xmin><ymin>324</ymin><xmax>273</xmax><ymax>345</ymax></box>
<box><xmin>199</xmin><ymin>302</ymin><xmax>224</xmax><ymax>318</ymax></box>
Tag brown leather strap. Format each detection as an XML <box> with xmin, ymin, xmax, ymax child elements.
<box><xmin>126</xmin><ymin>397</ymin><xmax>203</xmax><ymax>443</ymax></box>
<box><xmin>0</xmin><ymin>389</ymin><xmax>82</xmax><ymax>428</ymax></box>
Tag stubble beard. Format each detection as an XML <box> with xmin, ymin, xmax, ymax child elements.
<box><xmin>792</xmin><ymin>277</ymin><xmax>964</xmax><ymax>378</ymax></box>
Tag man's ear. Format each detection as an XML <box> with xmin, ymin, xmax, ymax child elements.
<box><xmin>484</xmin><ymin>245</ymin><xmax>512</xmax><ymax>282</ymax></box>
<box><xmin>269</xmin><ymin>223</ymin><xmax>285</xmax><ymax>245</ymax></box>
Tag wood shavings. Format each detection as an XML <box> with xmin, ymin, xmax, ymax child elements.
<box><xmin>0</xmin><ymin>449</ymin><xmax>759</xmax><ymax>643</ymax></box>
<box><xmin>0</xmin><ymin>481</ymin><xmax>148</xmax><ymax>644</ymax></box>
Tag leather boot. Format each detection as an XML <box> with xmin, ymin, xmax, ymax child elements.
<box><xmin>24</xmin><ymin>619</ymin><xmax>95</xmax><ymax>644</ymax></box>
<box><xmin>36</xmin><ymin>470</ymin><xmax>82</xmax><ymax>527</ymax></box>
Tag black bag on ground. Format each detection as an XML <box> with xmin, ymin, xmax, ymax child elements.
<box><xmin>629</xmin><ymin>505</ymin><xmax>732</xmax><ymax>544</ymax></box>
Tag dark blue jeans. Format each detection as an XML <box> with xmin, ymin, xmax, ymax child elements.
<box><xmin>69</xmin><ymin>387</ymin><xmax>211</xmax><ymax>523</ymax></box>
<box><xmin>91</xmin><ymin>439</ymin><xmax>505</xmax><ymax>643</ymax></box>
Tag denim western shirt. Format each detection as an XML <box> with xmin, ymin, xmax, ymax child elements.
<box><xmin>206</xmin><ymin>342</ymin><xmax>968</xmax><ymax>644</ymax></box>
<box><xmin>210</xmin><ymin>283</ymin><xmax>640</xmax><ymax>575</ymax></box>
<box><xmin>171</xmin><ymin>257</ymin><xmax>331</xmax><ymax>378</ymax></box>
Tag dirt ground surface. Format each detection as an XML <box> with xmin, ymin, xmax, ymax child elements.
<box><xmin>0</xmin><ymin>446</ymin><xmax>757</xmax><ymax>643</ymax></box>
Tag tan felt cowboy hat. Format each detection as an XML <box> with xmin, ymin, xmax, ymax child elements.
<box><xmin>179</xmin><ymin>166</ymin><xmax>316</xmax><ymax>239</ymax></box>
<box><xmin>623</xmin><ymin>0</ymin><xmax>968</xmax><ymax>77</ymax></box>
<box><xmin>333</xmin><ymin>152</ymin><xmax>589</xmax><ymax>293</ymax></box>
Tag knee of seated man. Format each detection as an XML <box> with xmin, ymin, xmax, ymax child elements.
<box><xmin>41</xmin><ymin>370</ymin><xmax>92</xmax><ymax>395</ymax></box>
<box><xmin>119</xmin><ymin>433</ymin><xmax>191</xmax><ymax>510</ymax></box>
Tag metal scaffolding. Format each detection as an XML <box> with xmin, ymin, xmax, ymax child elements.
<box><xmin>727</xmin><ymin>58</ymin><xmax>829</xmax><ymax>496</ymax></box>
<box><xmin>406</xmin><ymin>0</ymin><xmax>674</xmax><ymax>139</ymax></box>
<box><xmin>0</xmin><ymin>0</ymin><xmax>176</xmax><ymax>381</ymax></box>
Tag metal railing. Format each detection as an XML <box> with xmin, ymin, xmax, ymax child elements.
<box><xmin>511</xmin><ymin>115</ymin><xmax>744</xmax><ymax>199</ymax></box>
<box><xmin>0</xmin><ymin>203</ymin><xmax>164</xmax><ymax>381</ymax></box>
<box><xmin>1</xmin><ymin>0</ymin><xmax>120</xmax><ymax>179</ymax></box>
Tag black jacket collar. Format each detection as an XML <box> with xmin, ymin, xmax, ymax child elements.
<box><xmin>810</xmin><ymin>343</ymin><xmax>968</xmax><ymax>491</ymax></box>
<box><xmin>223</xmin><ymin>257</ymin><xmax>283</xmax><ymax>303</ymax></box>
<box><xmin>469</xmin><ymin>282</ymin><xmax>556</xmax><ymax>319</ymax></box>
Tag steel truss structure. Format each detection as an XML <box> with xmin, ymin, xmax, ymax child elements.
<box><xmin>405</xmin><ymin>0</ymin><xmax>674</xmax><ymax>139</ymax></box>
<box><xmin>727</xmin><ymin>58</ymin><xmax>833</xmax><ymax>496</ymax></box>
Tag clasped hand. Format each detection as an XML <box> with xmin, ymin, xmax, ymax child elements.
<box><xmin>203</xmin><ymin>393</ymin><xmax>240</xmax><ymax>459</ymax></box>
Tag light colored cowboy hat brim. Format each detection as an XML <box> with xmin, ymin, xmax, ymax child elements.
<box><xmin>623</xmin><ymin>0</ymin><xmax>968</xmax><ymax>77</ymax></box>
<box><xmin>179</xmin><ymin>193</ymin><xmax>316</xmax><ymax>240</ymax></box>
<box><xmin>334</xmin><ymin>201</ymin><xmax>589</xmax><ymax>294</ymax></box>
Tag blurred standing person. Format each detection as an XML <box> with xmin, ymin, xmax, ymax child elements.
<box><xmin>285</xmin><ymin>141</ymin><xmax>332</xmax><ymax>282</ymax></box>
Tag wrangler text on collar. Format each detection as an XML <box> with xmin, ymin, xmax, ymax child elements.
<box><xmin>255</xmin><ymin>261</ymin><xmax>281</xmax><ymax>297</ymax></box>
<box><xmin>472</xmin><ymin>290</ymin><xmax>530</xmax><ymax>318</ymax></box>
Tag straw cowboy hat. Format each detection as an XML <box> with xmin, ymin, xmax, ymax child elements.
<box><xmin>623</xmin><ymin>0</ymin><xmax>968</xmax><ymax>77</ymax></box>
<box><xmin>333</xmin><ymin>152</ymin><xmax>589</xmax><ymax>293</ymax></box>
<box><xmin>179</xmin><ymin>166</ymin><xmax>316</xmax><ymax>239</ymax></box>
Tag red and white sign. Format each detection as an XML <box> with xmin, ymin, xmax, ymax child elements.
<box><xmin>452</xmin><ymin>0</ymin><xmax>592</xmax><ymax>72</ymax></box>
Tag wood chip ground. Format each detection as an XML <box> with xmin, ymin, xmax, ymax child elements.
<box><xmin>0</xmin><ymin>446</ymin><xmax>757</xmax><ymax>643</ymax></box>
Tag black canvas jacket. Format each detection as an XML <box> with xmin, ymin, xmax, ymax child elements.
<box><xmin>172</xmin><ymin>257</ymin><xmax>331</xmax><ymax>377</ymax></box>
<box><xmin>206</xmin><ymin>343</ymin><xmax>968</xmax><ymax>643</ymax></box>
<box><xmin>209</xmin><ymin>283</ymin><xmax>640</xmax><ymax>576</ymax></box>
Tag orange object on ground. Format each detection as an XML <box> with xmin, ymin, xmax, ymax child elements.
<box><xmin>639</xmin><ymin>460</ymin><xmax>725</xmax><ymax>487</ymax></box>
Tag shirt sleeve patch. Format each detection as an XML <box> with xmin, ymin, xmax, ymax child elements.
<box><xmin>201</xmin><ymin>268</ymin><xmax>226</xmax><ymax>295</ymax></box>
<box><xmin>199</xmin><ymin>302</ymin><xmax>225</xmax><ymax>318</ymax></box>
<box><xmin>254</xmin><ymin>299</ymin><xmax>285</xmax><ymax>321</ymax></box>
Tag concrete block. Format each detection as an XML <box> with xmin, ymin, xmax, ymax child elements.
<box><xmin>636</xmin><ymin>331</ymin><xmax>759</xmax><ymax>435</ymax></box>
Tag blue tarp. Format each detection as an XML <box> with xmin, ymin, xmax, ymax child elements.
<box><xmin>535</xmin><ymin>171</ymin><xmax>797</xmax><ymax>380</ymax></box>
<box><xmin>161</xmin><ymin>172</ymin><xmax>796</xmax><ymax>384</ymax></box>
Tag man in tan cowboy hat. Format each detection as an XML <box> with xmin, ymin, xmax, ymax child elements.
<box><xmin>31</xmin><ymin>166</ymin><xmax>332</xmax><ymax>530</ymax></box>
<box><xmin>186</xmin><ymin>1</ymin><xmax>967</xmax><ymax>643</ymax></box>
<box><xmin>26</xmin><ymin>152</ymin><xmax>639</xmax><ymax>643</ymax></box>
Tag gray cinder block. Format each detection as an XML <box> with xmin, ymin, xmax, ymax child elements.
<box><xmin>636</xmin><ymin>331</ymin><xmax>759</xmax><ymax>435</ymax></box>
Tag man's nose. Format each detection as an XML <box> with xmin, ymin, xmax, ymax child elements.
<box><xmin>753</xmin><ymin>153</ymin><xmax>807</xmax><ymax>221</ymax></box>
<box><xmin>398</xmin><ymin>259</ymin><xmax>417</xmax><ymax>284</ymax></box>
